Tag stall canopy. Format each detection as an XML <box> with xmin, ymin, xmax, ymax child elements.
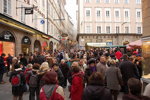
<box><xmin>129</xmin><ymin>39</ymin><xmax>142</xmax><ymax>47</ymax></box>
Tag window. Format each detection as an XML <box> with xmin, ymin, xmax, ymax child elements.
<box><xmin>136</xmin><ymin>0</ymin><xmax>141</xmax><ymax>4</ymax></box>
<box><xmin>96</xmin><ymin>0</ymin><xmax>100</xmax><ymax>3</ymax></box>
<box><xmin>3</xmin><ymin>0</ymin><xmax>11</xmax><ymax>15</ymax></box>
<box><xmin>85</xmin><ymin>0</ymin><xmax>90</xmax><ymax>3</ymax></box>
<box><xmin>125</xmin><ymin>27</ymin><xmax>129</xmax><ymax>33</ymax></box>
<box><xmin>125</xmin><ymin>11</ymin><xmax>129</xmax><ymax>18</ymax></box>
<box><xmin>116</xmin><ymin>26</ymin><xmax>120</xmax><ymax>33</ymax></box>
<box><xmin>105</xmin><ymin>0</ymin><xmax>110</xmax><ymax>3</ymax></box>
<box><xmin>115</xmin><ymin>11</ymin><xmax>119</xmax><ymax>17</ymax></box>
<box><xmin>86</xmin><ymin>9</ymin><xmax>91</xmax><ymax>16</ymax></box>
<box><xmin>125</xmin><ymin>0</ymin><xmax>129</xmax><ymax>4</ymax></box>
<box><xmin>97</xmin><ymin>10</ymin><xmax>101</xmax><ymax>17</ymax></box>
<box><xmin>115</xmin><ymin>0</ymin><xmax>119</xmax><ymax>3</ymax></box>
<box><xmin>106</xmin><ymin>11</ymin><xmax>110</xmax><ymax>17</ymax></box>
<box><xmin>137</xmin><ymin>11</ymin><xmax>141</xmax><ymax>18</ymax></box>
<box><xmin>86</xmin><ymin>26</ymin><xmax>91</xmax><ymax>33</ymax></box>
<box><xmin>137</xmin><ymin>27</ymin><xmax>141</xmax><ymax>34</ymax></box>
<box><xmin>97</xmin><ymin>26</ymin><xmax>101</xmax><ymax>33</ymax></box>
<box><xmin>106</xmin><ymin>26</ymin><xmax>110</xmax><ymax>33</ymax></box>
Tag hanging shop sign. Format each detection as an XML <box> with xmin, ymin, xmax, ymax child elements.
<box><xmin>25</xmin><ymin>7</ymin><xmax>34</xmax><ymax>14</ymax></box>
<box><xmin>0</xmin><ymin>31</ymin><xmax>15</xmax><ymax>42</ymax></box>
<box><xmin>22</xmin><ymin>36</ymin><xmax>31</xmax><ymax>45</ymax></box>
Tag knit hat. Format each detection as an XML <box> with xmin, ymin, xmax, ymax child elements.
<box><xmin>42</xmin><ymin>71</ymin><xmax>58</xmax><ymax>84</ymax></box>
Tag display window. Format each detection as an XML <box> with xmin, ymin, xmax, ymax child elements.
<box><xmin>142</xmin><ymin>41</ymin><xmax>150</xmax><ymax>79</ymax></box>
<box><xmin>0</xmin><ymin>41</ymin><xmax>15</xmax><ymax>56</ymax></box>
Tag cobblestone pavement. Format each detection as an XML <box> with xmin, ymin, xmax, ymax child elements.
<box><xmin>0</xmin><ymin>74</ymin><xmax>123</xmax><ymax>100</ymax></box>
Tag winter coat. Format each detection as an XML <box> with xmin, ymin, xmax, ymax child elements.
<box><xmin>55</xmin><ymin>68</ymin><xmax>64</xmax><ymax>87</ymax></box>
<box><xmin>71</xmin><ymin>72</ymin><xmax>84</xmax><ymax>100</ymax></box>
<box><xmin>34</xmin><ymin>55</ymin><xmax>45</xmax><ymax>65</ymax></box>
<box><xmin>106</xmin><ymin>66</ymin><xmax>122</xmax><ymax>90</ymax></box>
<box><xmin>20</xmin><ymin>57</ymin><xmax>28</xmax><ymax>66</ymax></box>
<box><xmin>84</xmin><ymin>66</ymin><xmax>96</xmax><ymax>84</ymax></box>
<box><xmin>115</xmin><ymin>51</ymin><xmax>122</xmax><ymax>60</ymax></box>
<box><xmin>9</xmin><ymin>70</ymin><xmax>26</xmax><ymax>96</ymax></box>
<box><xmin>60</xmin><ymin>63</ymin><xmax>69</xmax><ymax>78</ymax></box>
<box><xmin>96</xmin><ymin>62</ymin><xmax>108</xmax><ymax>79</ymax></box>
<box><xmin>40</xmin><ymin>84</ymin><xmax>64</xmax><ymax>100</ymax></box>
<box><xmin>0</xmin><ymin>56</ymin><xmax>5</xmax><ymax>73</ymax></box>
<box><xmin>123</xmin><ymin>94</ymin><xmax>150</xmax><ymax>100</ymax></box>
<box><xmin>82</xmin><ymin>85</ymin><xmax>113</xmax><ymax>100</ymax></box>
<box><xmin>119</xmin><ymin>60</ymin><xmax>139</xmax><ymax>85</ymax></box>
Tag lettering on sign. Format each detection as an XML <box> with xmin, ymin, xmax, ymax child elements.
<box><xmin>4</xmin><ymin>34</ymin><xmax>11</xmax><ymax>40</ymax></box>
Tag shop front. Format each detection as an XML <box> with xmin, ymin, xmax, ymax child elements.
<box><xmin>21</xmin><ymin>36</ymin><xmax>31</xmax><ymax>55</ymax></box>
<box><xmin>0</xmin><ymin>31</ymin><xmax>15</xmax><ymax>56</ymax></box>
<box><xmin>34</xmin><ymin>40</ymin><xmax>41</xmax><ymax>52</ymax></box>
<box><xmin>142</xmin><ymin>37</ymin><xmax>150</xmax><ymax>85</ymax></box>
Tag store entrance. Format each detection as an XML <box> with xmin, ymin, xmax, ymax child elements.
<box><xmin>21</xmin><ymin>36</ymin><xmax>31</xmax><ymax>55</ymax></box>
<box><xmin>0</xmin><ymin>31</ymin><xmax>15</xmax><ymax>56</ymax></box>
<box><xmin>34</xmin><ymin>40</ymin><xmax>41</xmax><ymax>52</ymax></box>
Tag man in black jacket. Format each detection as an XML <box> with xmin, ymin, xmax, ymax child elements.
<box><xmin>0</xmin><ymin>53</ymin><xmax>6</xmax><ymax>84</ymax></box>
<box><xmin>119</xmin><ymin>54</ymin><xmax>139</xmax><ymax>94</ymax></box>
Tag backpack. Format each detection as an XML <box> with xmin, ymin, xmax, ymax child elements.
<box><xmin>29</xmin><ymin>72</ymin><xmax>38</xmax><ymax>87</ymax></box>
<box><xmin>11</xmin><ymin>74</ymin><xmax>21</xmax><ymax>87</ymax></box>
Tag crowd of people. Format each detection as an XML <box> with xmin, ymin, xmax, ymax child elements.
<box><xmin>0</xmin><ymin>48</ymin><xmax>150</xmax><ymax>100</ymax></box>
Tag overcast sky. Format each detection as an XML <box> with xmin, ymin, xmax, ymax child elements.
<box><xmin>65</xmin><ymin>0</ymin><xmax>77</xmax><ymax>27</ymax></box>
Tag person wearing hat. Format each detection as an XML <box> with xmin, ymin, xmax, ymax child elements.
<box><xmin>39</xmin><ymin>71</ymin><xmax>65</xmax><ymax>100</ymax></box>
<box><xmin>85</xmin><ymin>58</ymin><xmax>97</xmax><ymax>85</ymax></box>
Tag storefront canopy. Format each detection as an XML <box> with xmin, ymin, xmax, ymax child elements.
<box><xmin>129</xmin><ymin>39</ymin><xmax>142</xmax><ymax>47</ymax></box>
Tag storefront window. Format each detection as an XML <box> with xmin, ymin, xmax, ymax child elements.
<box><xmin>0</xmin><ymin>31</ymin><xmax>15</xmax><ymax>56</ymax></box>
<box><xmin>142</xmin><ymin>41</ymin><xmax>150</xmax><ymax>79</ymax></box>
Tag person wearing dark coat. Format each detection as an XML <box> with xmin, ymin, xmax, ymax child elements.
<box><xmin>34</xmin><ymin>53</ymin><xmax>45</xmax><ymax>65</ymax></box>
<box><xmin>59</xmin><ymin>59</ymin><xmax>69</xmax><ymax>88</ymax></box>
<box><xmin>19</xmin><ymin>54</ymin><xmax>28</xmax><ymax>66</ymax></box>
<box><xmin>119</xmin><ymin>54</ymin><xmax>139</xmax><ymax>94</ymax></box>
<box><xmin>6</xmin><ymin>54</ymin><xmax>13</xmax><ymax>74</ymax></box>
<box><xmin>83</xmin><ymin>72</ymin><xmax>112</xmax><ymax>100</ymax></box>
<box><xmin>84</xmin><ymin>58</ymin><xmax>97</xmax><ymax>84</ymax></box>
<box><xmin>9</xmin><ymin>62</ymin><xmax>26</xmax><ymax>100</ymax></box>
<box><xmin>0</xmin><ymin>53</ymin><xmax>6</xmax><ymax>84</ymax></box>
<box><xmin>52</xmin><ymin>64</ymin><xmax>64</xmax><ymax>87</ymax></box>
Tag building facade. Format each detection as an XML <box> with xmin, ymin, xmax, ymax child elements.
<box><xmin>77</xmin><ymin>0</ymin><xmax>142</xmax><ymax>49</ymax></box>
<box><xmin>0</xmin><ymin>0</ymin><xmax>74</xmax><ymax>56</ymax></box>
<box><xmin>142</xmin><ymin>0</ymin><xmax>150</xmax><ymax>76</ymax></box>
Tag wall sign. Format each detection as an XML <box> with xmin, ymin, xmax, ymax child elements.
<box><xmin>0</xmin><ymin>31</ymin><xmax>15</xmax><ymax>42</ymax></box>
<box><xmin>25</xmin><ymin>8</ymin><xmax>34</xmax><ymax>14</ymax></box>
<box><xmin>22</xmin><ymin>36</ymin><xmax>31</xmax><ymax>45</ymax></box>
